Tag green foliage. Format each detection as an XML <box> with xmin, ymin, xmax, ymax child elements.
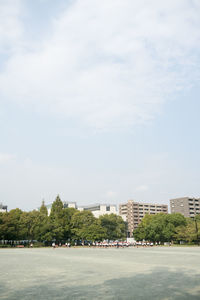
<box><xmin>50</xmin><ymin>195</ymin><xmax>63</xmax><ymax>219</ymax></box>
<box><xmin>83</xmin><ymin>220</ymin><xmax>106</xmax><ymax>241</ymax></box>
<box><xmin>175</xmin><ymin>217</ymin><xmax>200</xmax><ymax>244</ymax></box>
<box><xmin>49</xmin><ymin>195</ymin><xmax>65</xmax><ymax>241</ymax></box>
<box><xmin>0</xmin><ymin>200</ymin><xmax>127</xmax><ymax>243</ymax></box>
<box><xmin>99</xmin><ymin>214</ymin><xmax>126</xmax><ymax>240</ymax></box>
<box><xmin>133</xmin><ymin>213</ymin><xmax>187</xmax><ymax>243</ymax></box>
<box><xmin>0</xmin><ymin>200</ymin><xmax>126</xmax><ymax>244</ymax></box>
<box><xmin>0</xmin><ymin>209</ymin><xmax>23</xmax><ymax>240</ymax></box>
<box><xmin>40</xmin><ymin>200</ymin><xmax>48</xmax><ymax>216</ymax></box>
<box><xmin>1</xmin><ymin>199</ymin><xmax>198</xmax><ymax>245</ymax></box>
<box><xmin>71</xmin><ymin>210</ymin><xmax>98</xmax><ymax>240</ymax></box>
<box><xmin>19</xmin><ymin>210</ymin><xmax>40</xmax><ymax>240</ymax></box>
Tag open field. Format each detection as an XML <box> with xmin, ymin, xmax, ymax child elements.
<box><xmin>0</xmin><ymin>247</ymin><xmax>200</xmax><ymax>299</ymax></box>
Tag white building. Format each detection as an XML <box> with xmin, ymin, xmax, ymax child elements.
<box><xmin>39</xmin><ymin>201</ymin><xmax>119</xmax><ymax>218</ymax></box>
<box><xmin>0</xmin><ymin>203</ymin><xmax>7</xmax><ymax>213</ymax></box>
<box><xmin>63</xmin><ymin>201</ymin><xmax>77</xmax><ymax>209</ymax></box>
<box><xmin>78</xmin><ymin>204</ymin><xmax>118</xmax><ymax>218</ymax></box>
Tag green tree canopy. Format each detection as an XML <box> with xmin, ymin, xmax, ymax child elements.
<box><xmin>0</xmin><ymin>209</ymin><xmax>23</xmax><ymax>240</ymax></box>
<box><xmin>50</xmin><ymin>195</ymin><xmax>63</xmax><ymax>219</ymax></box>
<box><xmin>71</xmin><ymin>210</ymin><xmax>97</xmax><ymax>240</ymax></box>
<box><xmin>175</xmin><ymin>217</ymin><xmax>200</xmax><ymax>244</ymax></box>
<box><xmin>49</xmin><ymin>195</ymin><xmax>65</xmax><ymax>242</ymax></box>
<box><xmin>99</xmin><ymin>214</ymin><xmax>126</xmax><ymax>240</ymax></box>
<box><xmin>133</xmin><ymin>213</ymin><xmax>187</xmax><ymax>243</ymax></box>
<box><xmin>39</xmin><ymin>200</ymin><xmax>48</xmax><ymax>216</ymax></box>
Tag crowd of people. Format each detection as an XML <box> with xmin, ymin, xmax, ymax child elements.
<box><xmin>52</xmin><ymin>240</ymin><xmax>155</xmax><ymax>248</ymax></box>
<box><xmin>89</xmin><ymin>241</ymin><xmax>154</xmax><ymax>248</ymax></box>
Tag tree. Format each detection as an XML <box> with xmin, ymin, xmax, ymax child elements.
<box><xmin>50</xmin><ymin>195</ymin><xmax>63</xmax><ymax>219</ymax></box>
<box><xmin>62</xmin><ymin>207</ymin><xmax>77</xmax><ymax>240</ymax></box>
<box><xmin>40</xmin><ymin>200</ymin><xmax>48</xmax><ymax>216</ymax></box>
<box><xmin>133</xmin><ymin>215</ymin><xmax>153</xmax><ymax>241</ymax></box>
<box><xmin>49</xmin><ymin>195</ymin><xmax>65</xmax><ymax>242</ymax></box>
<box><xmin>99</xmin><ymin>214</ymin><xmax>126</xmax><ymax>240</ymax></box>
<box><xmin>0</xmin><ymin>209</ymin><xmax>23</xmax><ymax>241</ymax></box>
<box><xmin>84</xmin><ymin>220</ymin><xmax>106</xmax><ymax>241</ymax></box>
<box><xmin>133</xmin><ymin>213</ymin><xmax>187</xmax><ymax>243</ymax></box>
<box><xmin>175</xmin><ymin>217</ymin><xmax>200</xmax><ymax>244</ymax></box>
<box><xmin>166</xmin><ymin>213</ymin><xmax>186</xmax><ymax>228</ymax></box>
<box><xmin>19</xmin><ymin>210</ymin><xmax>41</xmax><ymax>240</ymax></box>
<box><xmin>70</xmin><ymin>210</ymin><xmax>107</xmax><ymax>241</ymax></box>
<box><xmin>71</xmin><ymin>210</ymin><xmax>97</xmax><ymax>241</ymax></box>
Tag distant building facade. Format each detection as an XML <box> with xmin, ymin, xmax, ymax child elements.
<box><xmin>0</xmin><ymin>203</ymin><xmax>7</xmax><ymax>213</ymax></box>
<box><xmin>119</xmin><ymin>200</ymin><xmax>168</xmax><ymax>236</ymax></box>
<box><xmin>63</xmin><ymin>201</ymin><xmax>77</xmax><ymax>209</ymax></box>
<box><xmin>42</xmin><ymin>201</ymin><xmax>117</xmax><ymax>218</ymax></box>
<box><xmin>78</xmin><ymin>204</ymin><xmax>117</xmax><ymax>218</ymax></box>
<box><xmin>170</xmin><ymin>197</ymin><xmax>200</xmax><ymax>218</ymax></box>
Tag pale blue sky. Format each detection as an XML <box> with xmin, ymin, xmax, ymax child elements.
<box><xmin>0</xmin><ymin>0</ymin><xmax>200</xmax><ymax>210</ymax></box>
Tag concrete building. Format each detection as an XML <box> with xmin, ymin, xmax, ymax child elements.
<box><xmin>63</xmin><ymin>201</ymin><xmax>77</xmax><ymax>209</ymax></box>
<box><xmin>170</xmin><ymin>197</ymin><xmax>200</xmax><ymax>218</ymax></box>
<box><xmin>78</xmin><ymin>204</ymin><xmax>117</xmax><ymax>218</ymax></box>
<box><xmin>119</xmin><ymin>200</ymin><xmax>168</xmax><ymax>236</ymax></box>
<box><xmin>42</xmin><ymin>201</ymin><xmax>117</xmax><ymax>218</ymax></box>
<box><xmin>0</xmin><ymin>203</ymin><xmax>7</xmax><ymax>213</ymax></box>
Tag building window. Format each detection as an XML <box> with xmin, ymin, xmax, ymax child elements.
<box><xmin>106</xmin><ymin>206</ymin><xmax>110</xmax><ymax>211</ymax></box>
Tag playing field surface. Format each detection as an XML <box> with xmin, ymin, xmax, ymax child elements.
<box><xmin>0</xmin><ymin>247</ymin><xmax>200</xmax><ymax>299</ymax></box>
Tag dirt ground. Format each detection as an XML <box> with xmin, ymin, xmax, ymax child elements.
<box><xmin>0</xmin><ymin>246</ymin><xmax>200</xmax><ymax>299</ymax></box>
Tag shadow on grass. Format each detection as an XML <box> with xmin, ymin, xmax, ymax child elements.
<box><xmin>1</xmin><ymin>268</ymin><xmax>200</xmax><ymax>300</ymax></box>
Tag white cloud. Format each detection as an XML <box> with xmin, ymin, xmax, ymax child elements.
<box><xmin>0</xmin><ymin>151</ymin><xmax>199</xmax><ymax>210</ymax></box>
<box><xmin>135</xmin><ymin>185</ymin><xmax>149</xmax><ymax>192</ymax></box>
<box><xmin>0</xmin><ymin>0</ymin><xmax>23</xmax><ymax>55</ymax></box>
<box><xmin>0</xmin><ymin>153</ymin><xmax>16</xmax><ymax>164</ymax></box>
<box><xmin>0</xmin><ymin>0</ymin><xmax>200</xmax><ymax>130</ymax></box>
<box><xmin>105</xmin><ymin>191</ymin><xmax>117</xmax><ymax>199</ymax></box>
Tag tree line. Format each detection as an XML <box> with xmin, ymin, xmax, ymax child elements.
<box><xmin>133</xmin><ymin>213</ymin><xmax>200</xmax><ymax>244</ymax></box>
<box><xmin>1</xmin><ymin>196</ymin><xmax>199</xmax><ymax>246</ymax></box>
<box><xmin>0</xmin><ymin>196</ymin><xmax>127</xmax><ymax>245</ymax></box>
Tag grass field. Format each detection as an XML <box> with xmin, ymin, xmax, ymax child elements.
<box><xmin>0</xmin><ymin>247</ymin><xmax>200</xmax><ymax>299</ymax></box>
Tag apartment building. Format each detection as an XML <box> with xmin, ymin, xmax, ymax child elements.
<box><xmin>119</xmin><ymin>200</ymin><xmax>168</xmax><ymax>236</ymax></box>
<box><xmin>170</xmin><ymin>197</ymin><xmax>200</xmax><ymax>218</ymax></box>
<box><xmin>0</xmin><ymin>203</ymin><xmax>7</xmax><ymax>213</ymax></box>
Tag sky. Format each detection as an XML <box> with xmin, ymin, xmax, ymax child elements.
<box><xmin>0</xmin><ymin>0</ymin><xmax>200</xmax><ymax>211</ymax></box>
